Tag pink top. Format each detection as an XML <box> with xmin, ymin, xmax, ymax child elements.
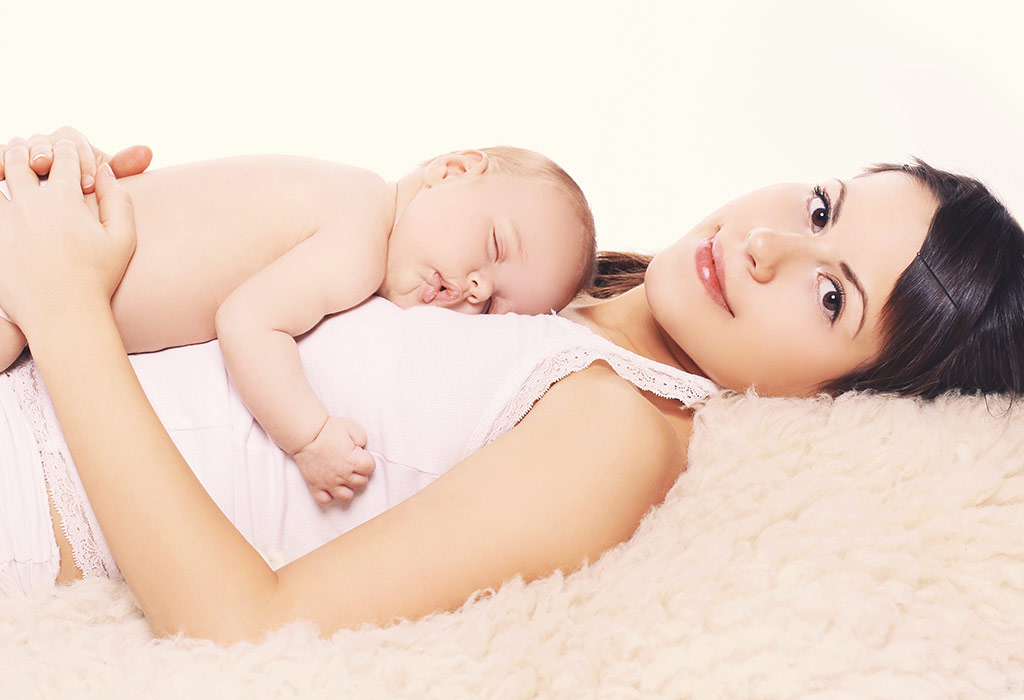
<box><xmin>11</xmin><ymin>298</ymin><xmax>717</xmax><ymax>577</ymax></box>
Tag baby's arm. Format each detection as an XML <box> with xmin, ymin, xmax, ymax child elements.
<box><xmin>216</xmin><ymin>202</ymin><xmax>391</xmax><ymax>504</ymax></box>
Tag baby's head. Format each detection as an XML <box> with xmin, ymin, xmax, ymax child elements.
<box><xmin>379</xmin><ymin>146</ymin><xmax>596</xmax><ymax>315</ymax></box>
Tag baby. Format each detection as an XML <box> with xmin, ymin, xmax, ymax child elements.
<box><xmin>0</xmin><ymin>138</ymin><xmax>596</xmax><ymax>504</ymax></box>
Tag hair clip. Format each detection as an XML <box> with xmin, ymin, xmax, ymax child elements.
<box><xmin>917</xmin><ymin>252</ymin><xmax>959</xmax><ymax>309</ymax></box>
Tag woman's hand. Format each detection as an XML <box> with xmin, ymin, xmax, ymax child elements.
<box><xmin>0</xmin><ymin>139</ymin><xmax>136</xmax><ymax>335</ymax></box>
<box><xmin>0</xmin><ymin>126</ymin><xmax>152</xmax><ymax>193</ymax></box>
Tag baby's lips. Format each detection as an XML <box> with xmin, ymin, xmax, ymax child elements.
<box><xmin>437</xmin><ymin>280</ymin><xmax>461</xmax><ymax>302</ymax></box>
<box><xmin>421</xmin><ymin>272</ymin><xmax>442</xmax><ymax>303</ymax></box>
<box><xmin>421</xmin><ymin>272</ymin><xmax>461</xmax><ymax>304</ymax></box>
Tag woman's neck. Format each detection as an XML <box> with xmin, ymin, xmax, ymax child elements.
<box><xmin>561</xmin><ymin>286</ymin><xmax>705</xmax><ymax>377</ymax></box>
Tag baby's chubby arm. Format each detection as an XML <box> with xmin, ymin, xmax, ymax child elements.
<box><xmin>215</xmin><ymin>182</ymin><xmax>393</xmax><ymax>501</ymax></box>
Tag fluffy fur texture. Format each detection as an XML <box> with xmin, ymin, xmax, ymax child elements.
<box><xmin>3</xmin><ymin>392</ymin><xmax>1023</xmax><ymax>699</ymax></box>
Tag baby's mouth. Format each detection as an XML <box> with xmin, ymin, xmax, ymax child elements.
<box><xmin>421</xmin><ymin>272</ymin><xmax>462</xmax><ymax>304</ymax></box>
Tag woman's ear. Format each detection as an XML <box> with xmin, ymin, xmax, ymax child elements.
<box><xmin>422</xmin><ymin>150</ymin><xmax>489</xmax><ymax>187</ymax></box>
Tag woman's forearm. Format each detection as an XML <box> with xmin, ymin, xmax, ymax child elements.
<box><xmin>29</xmin><ymin>303</ymin><xmax>280</xmax><ymax>640</ymax></box>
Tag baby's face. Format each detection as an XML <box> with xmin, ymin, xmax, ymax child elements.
<box><xmin>380</xmin><ymin>174</ymin><xmax>586</xmax><ymax>315</ymax></box>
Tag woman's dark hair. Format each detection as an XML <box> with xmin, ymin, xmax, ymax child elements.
<box><xmin>589</xmin><ymin>250</ymin><xmax>653</xmax><ymax>299</ymax></box>
<box><xmin>823</xmin><ymin>160</ymin><xmax>1024</xmax><ymax>399</ymax></box>
<box><xmin>590</xmin><ymin>160</ymin><xmax>1024</xmax><ymax>398</ymax></box>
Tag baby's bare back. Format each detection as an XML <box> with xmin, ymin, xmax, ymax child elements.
<box><xmin>105</xmin><ymin>156</ymin><xmax>390</xmax><ymax>352</ymax></box>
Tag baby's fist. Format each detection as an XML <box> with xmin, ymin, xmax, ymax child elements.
<box><xmin>293</xmin><ymin>416</ymin><xmax>376</xmax><ymax>504</ymax></box>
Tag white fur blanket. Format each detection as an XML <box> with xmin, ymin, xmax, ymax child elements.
<box><xmin>3</xmin><ymin>392</ymin><xmax>1022</xmax><ymax>699</ymax></box>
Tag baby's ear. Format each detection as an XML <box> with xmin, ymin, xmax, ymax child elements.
<box><xmin>423</xmin><ymin>150</ymin><xmax>489</xmax><ymax>186</ymax></box>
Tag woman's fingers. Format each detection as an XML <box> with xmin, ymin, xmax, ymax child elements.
<box><xmin>0</xmin><ymin>145</ymin><xmax>136</xmax><ymax>328</ymax></box>
<box><xmin>77</xmin><ymin>143</ymin><xmax>98</xmax><ymax>193</ymax></box>
<box><xmin>25</xmin><ymin>134</ymin><xmax>55</xmax><ymax>176</ymax></box>
<box><xmin>94</xmin><ymin>162</ymin><xmax>138</xmax><ymax>266</ymax></box>
<box><xmin>47</xmin><ymin>140</ymin><xmax>85</xmax><ymax>190</ymax></box>
<box><xmin>3</xmin><ymin>127</ymin><xmax>141</xmax><ymax>194</ymax></box>
<box><xmin>47</xmin><ymin>126</ymin><xmax>99</xmax><ymax>192</ymax></box>
<box><xmin>2</xmin><ymin>139</ymin><xmax>40</xmax><ymax>194</ymax></box>
<box><xmin>2</xmin><ymin>128</ymin><xmax>152</xmax><ymax>192</ymax></box>
<box><xmin>109</xmin><ymin>145</ymin><xmax>153</xmax><ymax>179</ymax></box>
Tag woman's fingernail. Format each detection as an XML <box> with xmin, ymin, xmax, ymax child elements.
<box><xmin>31</xmin><ymin>153</ymin><xmax>47</xmax><ymax>163</ymax></box>
<box><xmin>82</xmin><ymin>174</ymin><xmax>95</xmax><ymax>189</ymax></box>
<box><xmin>100</xmin><ymin>163</ymin><xmax>114</xmax><ymax>177</ymax></box>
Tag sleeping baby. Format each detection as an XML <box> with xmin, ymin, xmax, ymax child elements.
<box><xmin>0</xmin><ymin>136</ymin><xmax>595</xmax><ymax>503</ymax></box>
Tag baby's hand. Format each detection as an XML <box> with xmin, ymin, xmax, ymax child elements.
<box><xmin>0</xmin><ymin>126</ymin><xmax>152</xmax><ymax>193</ymax></box>
<box><xmin>293</xmin><ymin>416</ymin><xmax>376</xmax><ymax>504</ymax></box>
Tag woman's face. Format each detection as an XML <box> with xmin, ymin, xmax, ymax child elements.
<box><xmin>645</xmin><ymin>170</ymin><xmax>937</xmax><ymax>396</ymax></box>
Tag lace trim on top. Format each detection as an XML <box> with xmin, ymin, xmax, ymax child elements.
<box><xmin>8</xmin><ymin>359</ymin><xmax>118</xmax><ymax>580</ymax></box>
<box><xmin>468</xmin><ymin>321</ymin><xmax>718</xmax><ymax>454</ymax></box>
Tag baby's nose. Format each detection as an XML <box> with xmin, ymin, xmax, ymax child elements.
<box><xmin>467</xmin><ymin>271</ymin><xmax>494</xmax><ymax>304</ymax></box>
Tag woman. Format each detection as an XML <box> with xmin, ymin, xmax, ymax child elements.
<box><xmin>0</xmin><ymin>135</ymin><xmax>1020</xmax><ymax>642</ymax></box>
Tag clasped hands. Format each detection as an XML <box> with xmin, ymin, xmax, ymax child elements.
<box><xmin>0</xmin><ymin>133</ymin><xmax>139</xmax><ymax>335</ymax></box>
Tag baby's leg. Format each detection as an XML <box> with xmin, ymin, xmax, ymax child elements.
<box><xmin>0</xmin><ymin>317</ymin><xmax>28</xmax><ymax>371</ymax></box>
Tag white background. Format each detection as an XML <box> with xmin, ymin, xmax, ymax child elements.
<box><xmin>3</xmin><ymin>0</ymin><xmax>1022</xmax><ymax>252</ymax></box>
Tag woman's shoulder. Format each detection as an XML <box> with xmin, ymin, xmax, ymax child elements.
<box><xmin>441</xmin><ymin>309</ymin><xmax>712</xmax><ymax>456</ymax></box>
<box><xmin>532</xmin><ymin>361</ymin><xmax>689</xmax><ymax>476</ymax></box>
<box><xmin>547</xmin><ymin>361</ymin><xmax>689</xmax><ymax>430</ymax></box>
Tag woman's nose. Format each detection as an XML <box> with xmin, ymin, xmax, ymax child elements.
<box><xmin>745</xmin><ymin>227</ymin><xmax>809</xmax><ymax>283</ymax></box>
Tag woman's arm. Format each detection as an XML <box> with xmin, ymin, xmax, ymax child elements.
<box><xmin>0</xmin><ymin>143</ymin><xmax>280</xmax><ymax>636</ymax></box>
<box><xmin>269</xmin><ymin>363</ymin><xmax>689</xmax><ymax>632</ymax></box>
<box><xmin>67</xmin><ymin>325</ymin><xmax>683</xmax><ymax>641</ymax></box>
<box><xmin>0</xmin><ymin>145</ymin><xmax>690</xmax><ymax>642</ymax></box>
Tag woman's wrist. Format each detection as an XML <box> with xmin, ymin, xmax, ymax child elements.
<box><xmin>23</xmin><ymin>301</ymin><xmax>124</xmax><ymax>378</ymax></box>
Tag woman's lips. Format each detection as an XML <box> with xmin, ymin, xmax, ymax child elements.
<box><xmin>695</xmin><ymin>238</ymin><xmax>733</xmax><ymax>315</ymax></box>
<box><xmin>421</xmin><ymin>272</ymin><xmax>462</xmax><ymax>304</ymax></box>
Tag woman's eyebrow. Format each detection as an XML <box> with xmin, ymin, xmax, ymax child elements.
<box><xmin>840</xmin><ymin>260</ymin><xmax>867</xmax><ymax>336</ymax></box>
<box><xmin>832</xmin><ymin>179</ymin><xmax>848</xmax><ymax>225</ymax></box>
<box><xmin>830</xmin><ymin>179</ymin><xmax>863</xmax><ymax>334</ymax></box>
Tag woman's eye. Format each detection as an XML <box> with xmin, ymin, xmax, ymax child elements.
<box><xmin>809</xmin><ymin>186</ymin><xmax>831</xmax><ymax>232</ymax></box>
<box><xmin>817</xmin><ymin>274</ymin><xmax>844</xmax><ymax>323</ymax></box>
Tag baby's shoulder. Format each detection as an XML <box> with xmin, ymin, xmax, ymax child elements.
<box><xmin>259</xmin><ymin>160</ymin><xmax>393</xmax><ymax>247</ymax></box>
<box><xmin>296</xmin><ymin>160</ymin><xmax>388</xmax><ymax>206</ymax></box>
